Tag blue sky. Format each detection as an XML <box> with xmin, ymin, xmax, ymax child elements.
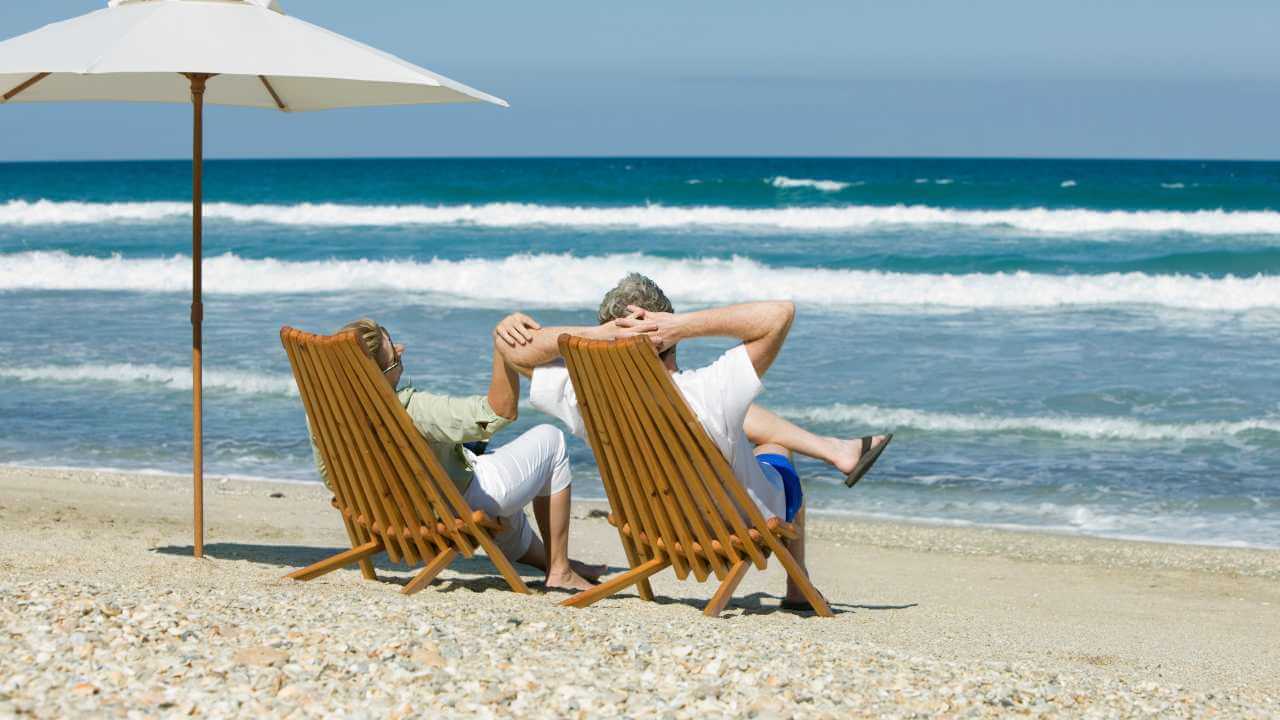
<box><xmin>1</xmin><ymin>0</ymin><xmax>1278</xmax><ymax>160</ymax></box>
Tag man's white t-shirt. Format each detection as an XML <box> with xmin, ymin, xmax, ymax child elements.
<box><xmin>529</xmin><ymin>344</ymin><xmax>786</xmax><ymax>519</ymax></box>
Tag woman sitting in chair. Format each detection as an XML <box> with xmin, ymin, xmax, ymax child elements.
<box><xmin>311</xmin><ymin>318</ymin><xmax>602</xmax><ymax>592</ymax></box>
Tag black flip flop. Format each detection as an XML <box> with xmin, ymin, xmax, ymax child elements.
<box><xmin>844</xmin><ymin>433</ymin><xmax>893</xmax><ymax>488</ymax></box>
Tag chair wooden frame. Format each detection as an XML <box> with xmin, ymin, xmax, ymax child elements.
<box><xmin>557</xmin><ymin>335</ymin><xmax>831</xmax><ymax>617</ymax></box>
<box><xmin>279</xmin><ymin>326</ymin><xmax>530</xmax><ymax>596</ymax></box>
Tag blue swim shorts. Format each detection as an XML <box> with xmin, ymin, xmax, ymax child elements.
<box><xmin>756</xmin><ymin>453</ymin><xmax>802</xmax><ymax>523</ymax></box>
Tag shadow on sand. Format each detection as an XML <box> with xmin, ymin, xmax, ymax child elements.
<box><xmin>616</xmin><ymin>589</ymin><xmax>918</xmax><ymax>617</ymax></box>
<box><xmin>151</xmin><ymin>542</ymin><xmax>617</xmax><ymax>595</ymax></box>
<box><xmin>152</xmin><ymin>543</ymin><xmax>918</xmax><ymax>615</ymax></box>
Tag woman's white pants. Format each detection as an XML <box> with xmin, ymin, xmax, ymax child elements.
<box><xmin>464</xmin><ymin>424</ymin><xmax>572</xmax><ymax>561</ymax></box>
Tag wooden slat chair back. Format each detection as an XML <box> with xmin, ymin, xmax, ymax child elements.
<box><xmin>557</xmin><ymin>335</ymin><xmax>831</xmax><ymax>617</ymax></box>
<box><xmin>279</xmin><ymin>325</ymin><xmax>530</xmax><ymax>596</ymax></box>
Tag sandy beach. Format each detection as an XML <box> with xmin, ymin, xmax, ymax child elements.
<box><xmin>4</xmin><ymin>0</ymin><xmax>1280</xmax><ymax>716</ymax></box>
<box><xmin>1</xmin><ymin>466</ymin><xmax>1276</xmax><ymax>718</ymax></box>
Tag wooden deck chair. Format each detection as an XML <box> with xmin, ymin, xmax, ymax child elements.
<box><xmin>278</xmin><ymin>326</ymin><xmax>530</xmax><ymax>596</ymax></box>
<box><xmin>557</xmin><ymin>335</ymin><xmax>832</xmax><ymax>617</ymax></box>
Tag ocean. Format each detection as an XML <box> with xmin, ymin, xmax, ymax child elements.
<box><xmin>0</xmin><ymin>157</ymin><xmax>1276</xmax><ymax>548</ymax></box>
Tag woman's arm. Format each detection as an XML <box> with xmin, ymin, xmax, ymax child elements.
<box><xmin>487</xmin><ymin>336</ymin><xmax>521</xmax><ymax>421</ymax></box>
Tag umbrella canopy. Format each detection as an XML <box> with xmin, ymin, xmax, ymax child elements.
<box><xmin>0</xmin><ymin>0</ymin><xmax>507</xmax><ymax>557</ymax></box>
<box><xmin>0</xmin><ymin>0</ymin><xmax>506</xmax><ymax>109</ymax></box>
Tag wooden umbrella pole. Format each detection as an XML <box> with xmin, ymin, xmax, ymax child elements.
<box><xmin>189</xmin><ymin>73</ymin><xmax>208</xmax><ymax>558</ymax></box>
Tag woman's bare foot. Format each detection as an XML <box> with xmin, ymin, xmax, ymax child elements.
<box><xmin>827</xmin><ymin>434</ymin><xmax>889</xmax><ymax>475</ymax></box>
<box><xmin>570</xmin><ymin>559</ymin><xmax>607</xmax><ymax>581</ymax></box>
<box><xmin>545</xmin><ymin>568</ymin><xmax>596</xmax><ymax>592</ymax></box>
<box><xmin>516</xmin><ymin>547</ymin><xmax>605</xmax><ymax>581</ymax></box>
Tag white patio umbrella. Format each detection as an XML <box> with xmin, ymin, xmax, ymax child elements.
<box><xmin>0</xmin><ymin>0</ymin><xmax>507</xmax><ymax>557</ymax></box>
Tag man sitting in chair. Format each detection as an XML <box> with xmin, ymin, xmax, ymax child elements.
<box><xmin>493</xmin><ymin>274</ymin><xmax>891</xmax><ymax>611</ymax></box>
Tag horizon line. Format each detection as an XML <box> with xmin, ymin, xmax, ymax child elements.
<box><xmin>1</xmin><ymin>154</ymin><xmax>1279</xmax><ymax>164</ymax></box>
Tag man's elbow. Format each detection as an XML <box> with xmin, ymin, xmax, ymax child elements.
<box><xmin>768</xmin><ymin>300</ymin><xmax>796</xmax><ymax>329</ymax></box>
<box><xmin>498</xmin><ymin>340</ymin><xmax>546</xmax><ymax>371</ymax></box>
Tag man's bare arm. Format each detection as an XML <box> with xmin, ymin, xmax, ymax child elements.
<box><xmin>492</xmin><ymin>312</ymin><xmax>620</xmax><ymax>372</ymax></box>
<box><xmin>620</xmin><ymin>301</ymin><xmax>795</xmax><ymax>377</ymax></box>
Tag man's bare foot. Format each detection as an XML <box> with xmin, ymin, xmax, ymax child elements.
<box><xmin>827</xmin><ymin>434</ymin><xmax>889</xmax><ymax>476</ymax></box>
<box><xmin>545</xmin><ymin>568</ymin><xmax>596</xmax><ymax>592</ymax></box>
<box><xmin>783</xmin><ymin>569</ymin><xmax>828</xmax><ymax>611</ymax></box>
<box><xmin>570</xmin><ymin>559</ymin><xmax>607</xmax><ymax>581</ymax></box>
<box><xmin>780</xmin><ymin>589</ymin><xmax>829</xmax><ymax>612</ymax></box>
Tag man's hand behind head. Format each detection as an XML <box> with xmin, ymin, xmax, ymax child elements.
<box><xmin>628</xmin><ymin>301</ymin><xmax>794</xmax><ymax>378</ymax></box>
<box><xmin>615</xmin><ymin>305</ymin><xmax>682</xmax><ymax>353</ymax></box>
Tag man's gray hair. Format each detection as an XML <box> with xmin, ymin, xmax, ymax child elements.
<box><xmin>597</xmin><ymin>273</ymin><xmax>674</xmax><ymax>324</ymax></box>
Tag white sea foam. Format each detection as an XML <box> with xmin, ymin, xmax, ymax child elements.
<box><xmin>0</xmin><ymin>462</ymin><xmax>324</xmax><ymax>485</ymax></box>
<box><xmin>0</xmin><ymin>363</ymin><xmax>297</xmax><ymax>396</ymax></box>
<box><xmin>2</xmin><ymin>250</ymin><xmax>1279</xmax><ymax>311</ymax></box>
<box><xmin>1060</xmin><ymin>180</ymin><xmax>1077</xmax><ymax>188</ymax></box>
<box><xmin>7</xmin><ymin>198</ymin><xmax>1280</xmax><ymax>235</ymax></box>
<box><xmin>768</xmin><ymin>176</ymin><xmax>850</xmax><ymax>192</ymax></box>
<box><xmin>1161</xmin><ymin>182</ymin><xmax>1186</xmax><ymax>189</ymax></box>
<box><xmin>808</xmin><ymin>504</ymin><xmax>1278</xmax><ymax>549</ymax></box>
<box><xmin>776</xmin><ymin>403</ymin><xmax>1280</xmax><ymax>441</ymax></box>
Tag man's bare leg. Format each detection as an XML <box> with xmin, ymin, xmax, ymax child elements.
<box><xmin>531</xmin><ymin>487</ymin><xmax>604</xmax><ymax>591</ymax></box>
<box><xmin>745</xmin><ymin>404</ymin><xmax>887</xmax><ymax>476</ymax></box>
<box><xmin>781</xmin><ymin>506</ymin><xmax>812</xmax><ymax>604</ymax></box>
<box><xmin>753</xmin><ymin>443</ymin><xmax>815</xmax><ymax>604</ymax></box>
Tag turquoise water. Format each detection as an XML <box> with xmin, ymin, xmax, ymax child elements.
<box><xmin>0</xmin><ymin>157</ymin><xmax>1277</xmax><ymax>547</ymax></box>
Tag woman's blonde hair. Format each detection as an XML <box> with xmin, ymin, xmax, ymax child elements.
<box><xmin>339</xmin><ymin>318</ymin><xmax>392</xmax><ymax>369</ymax></box>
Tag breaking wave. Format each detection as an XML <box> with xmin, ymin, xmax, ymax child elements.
<box><xmin>1</xmin><ymin>250</ymin><xmax>1278</xmax><ymax>311</ymax></box>
<box><xmin>0</xmin><ymin>363</ymin><xmax>297</xmax><ymax>396</ymax></box>
<box><xmin>768</xmin><ymin>176</ymin><xmax>851</xmax><ymax>192</ymax></box>
<box><xmin>4</xmin><ymin>199</ymin><xmax>1280</xmax><ymax>235</ymax></box>
<box><xmin>777</xmin><ymin>404</ymin><xmax>1280</xmax><ymax>442</ymax></box>
<box><xmin>7</xmin><ymin>363</ymin><xmax>1273</xmax><ymax>446</ymax></box>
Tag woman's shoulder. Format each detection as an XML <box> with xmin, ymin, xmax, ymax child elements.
<box><xmin>398</xmin><ymin>384</ymin><xmax>480</xmax><ymax>410</ymax></box>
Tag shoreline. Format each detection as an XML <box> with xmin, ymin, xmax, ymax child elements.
<box><xmin>2</xmin><ymin>464</ymin><xmax>1278</xmax><ymax>716</ymax></box>
<box><xmin>4</xmin><ymin>461</ymin><xmax>1276</xmax><ymax>554</ymax></box>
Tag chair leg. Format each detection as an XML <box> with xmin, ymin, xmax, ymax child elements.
<box><xmin>342</xmin><ymin>517</ymin><xmax>378</xmax><ymax>581</ymax></box>
<box><xmin>286</xmin><ymin>540</ymin><xmax>383</xmax><ymax>582</ymax></box>
<box><xmin>403</xmin><ymin>548</ymin><xmax>457</xmax><ymax>595</ymax></box>
<box><xmin>472</xmin><ymin>530</ymin><xmax>532</xmax><ymax>595</ymax></box>
<box><xmin>768</xmin><ymin>540</ymin><xmax>833</xmax><ymax>617</ymax></box>
<box><xmin>617</xmin><ymin>531</ymin><xmax>655</xmax><ymax>602</ymax></box>
<box><xmin>636</xmin><ymin>577</ymin><xmax>656</xmax><ymax>602</ymax></box>
<box><xmin>562</xmin><ymin>556</ymin><xmax>670</xmax><ymax>609</ymax></box>
<box><xmin>703</xmin><ymin>559</ymin><xmax>751</xmax><ymax>618</ymax></box>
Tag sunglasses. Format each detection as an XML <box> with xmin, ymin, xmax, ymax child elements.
<box><xmin>380</xmin><ymin>329</ymin><xmax>402</xmax><ymax>375</ymax></box>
